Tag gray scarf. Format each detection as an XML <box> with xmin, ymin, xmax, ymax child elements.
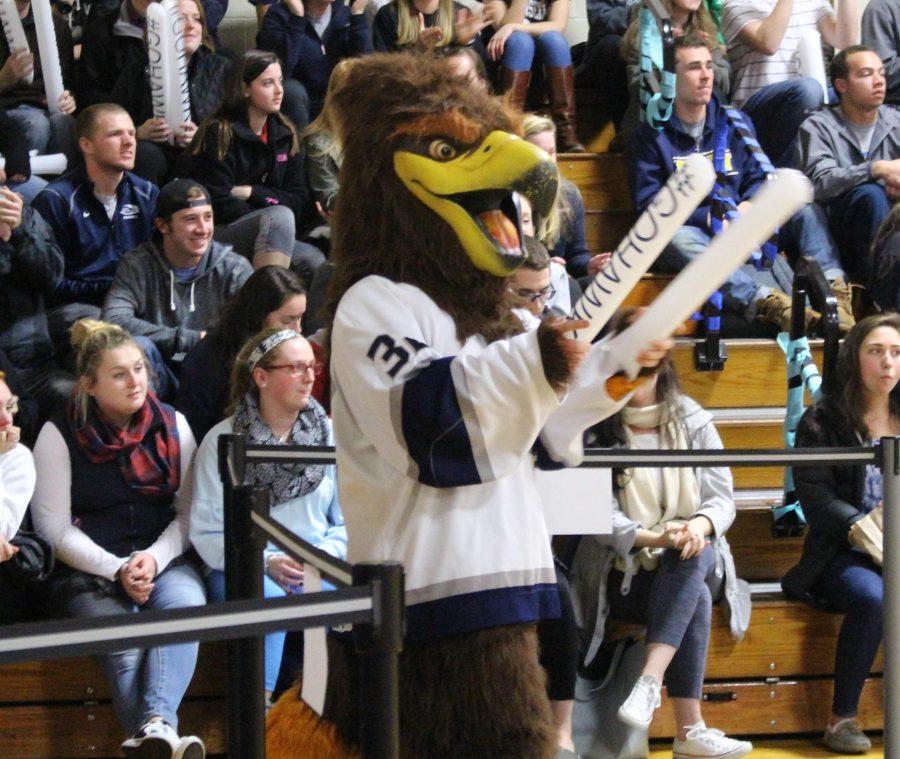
<box><xmin>233</xmin><ymin>392</ymin><xmax>330</xmax><ymax>508</ymax></box>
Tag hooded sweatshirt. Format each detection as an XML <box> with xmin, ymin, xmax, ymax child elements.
<box><xmin>101</xmin><ymin>238</ymin><xmax>252</xmax><ymax>357</ymax></box>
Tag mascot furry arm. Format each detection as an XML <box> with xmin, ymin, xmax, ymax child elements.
<box><xmin>267</xmin><ymin>53</ymin><xmax>625</xmax><ymax>759</ymax></box>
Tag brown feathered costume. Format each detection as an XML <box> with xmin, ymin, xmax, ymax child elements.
<box><xmin>266</xmin><ymin>52</ymin><xmax>575</xmax><ymax>759</ymax></box>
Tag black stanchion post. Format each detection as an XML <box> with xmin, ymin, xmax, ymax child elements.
<box><xmin>224</xmin><ymin>483</ymin><xmax>268</xmax><ymax>759</ymax></box>
<box><xmin>880</xmin><ymin>437</ymin><xmax>900</xmax><ymax>759</ymax></box>
<box><xmin>353</xmin><ymin>562</ymin><xmax>405</xmax><ymax>759</ymax></box>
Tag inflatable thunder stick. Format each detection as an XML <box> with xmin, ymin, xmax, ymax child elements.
<box><xmin>147</xmin><ymin>1</ymin><xmax>190</xmax><ymax>135</ymax></box>
<box><xmin>608</xmin><ymin>170</ymin><xmax>814</xmax><ymax>379</ymax></box>
<box><xmin>567</xmin><ymin>152</ymin><xmax>716</xmax><ymax>342</ymax></box>
<box><xmin>0</xmin><ymin>152</ymin><xmax>66</xmax><ymax>175</ymax></box>
<box><xmin>0</xmin><ymin>0</ymin><xmax>32</xmax><ymax>85</ymax></box>
<box><xmin>797</xmin><ymin>29</ymin><xmax>829</xmax><ymax>105</ymax></box>
<box><xmin>31</xmin><ymin>0</ymin><xmax>63</xmax><ymax>113</ymax></box>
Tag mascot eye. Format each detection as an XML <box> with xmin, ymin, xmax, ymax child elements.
<box><xmin>428</xmin><ymin>140</ymin><xmax>458</xmax><ymax>161</ymax></box>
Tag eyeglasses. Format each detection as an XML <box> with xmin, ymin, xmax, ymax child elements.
<box><xmin>511</xmin><ymin>284</ymin><xmax>556</xmax><ymax>303</ymax></box>
<box><xmin>2</xmin><ymin>397</ymin><xmax>18</xmax><ymax>415</ymax></box>
<box><xmin>263</xmin><ymin>361</ymin><xmax>321</xmax><ymax>377</ymax></box>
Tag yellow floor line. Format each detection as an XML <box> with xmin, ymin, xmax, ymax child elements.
<box><xmin>649</xmin><ymin>736</ymin><xmax>884</xmax><ymax>757</ymax></box>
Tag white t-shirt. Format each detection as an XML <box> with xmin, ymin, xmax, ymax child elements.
<box><xmin>723</xmin><ymin>0</ymin><xmax>832</xmax><ymax>107</ymax></box>
<box><xmin>0</xmin><ymin>444</ymin><xmax>35</xmax><ymax>542</ymax></box>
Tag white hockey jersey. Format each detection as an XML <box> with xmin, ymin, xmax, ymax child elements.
<box><xmin>331</xmin><ymin>275</ymin><xmax>626</xmax><ymax>641</ymax></box>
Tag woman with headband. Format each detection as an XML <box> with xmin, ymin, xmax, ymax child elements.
<box><xmin>190</xmin><ymin>327</ymin><xmax>345</xmax><ymax>707</ymax></box>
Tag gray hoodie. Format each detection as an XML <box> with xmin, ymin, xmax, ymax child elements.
<box><xmin>102</xmin><ymin>239</ymin><xmax>252</xmax><ymax>358</ymax></box>
<box><xmin>569</xmin><ymin>396</ymin><xmax>751</xmax><ymax>671</ymax></box>
<box><xmin>793</xmin><ymin>104</ymin><xmax>900</xmax><ymax>204</ymax></box>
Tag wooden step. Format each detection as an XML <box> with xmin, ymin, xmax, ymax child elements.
<box><xmin>558</xmin><ymin>153</ymin><xmax>633</xmax><ymax>213</ymax></box>
<box><xmin>716</xmin><ymin>414</ymin><xmax>785</xmax><ymax>490</ymax></box>
<box><xmin>673</xmin><ymin>339</ymin><xmax>823</xmax><ymax>409</ymax></box>
<box><xmin>650</xmin><ymin>676</ymin><xmax>883</xmax><ymax>738</ymax></box>
<box><xmin>0</xmin><ymin>699</ymin><xmax>226</xmax><ymax>758</ymax></box>
<box><xmin>728</xmin><ymin>506</ymin><xmax>804</xmax><ymax>582</ymax></box>
<box><xmin>583</xmin><ymin>209</ymin><xmax>636</xmax><ymax>252</ymax></box>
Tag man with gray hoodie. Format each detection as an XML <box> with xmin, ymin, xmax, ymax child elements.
<box><xmin>102</xmin><ymin>179</ymin><xmax>252</xmax><ymax>398</ymax></box>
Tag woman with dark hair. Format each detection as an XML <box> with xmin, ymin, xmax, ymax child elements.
<box><xmin>181</xmin><ymin>49</ymin><xmax>325</xmax><ymax>287</ymax></box>
<box><xmin>31</xmin><ymin>320</ymin><xmax>206</xmax><ymax>758</ymax></box>
<box><xmin>190</xmin><ymin>327</ymin><xmax>345</xmax><ymax>706</ymax></box>
<box><xmin>570</xmin><ymin>323</ymin><xmax>751</xmax><ymax>758</ymax></box>
<box><xmin>783</xmin><ymin>313</ymin><xmax>900</xmax><ymax>754</ymax></box>
<box><xmin>109</xmin><ymin>0</ymin><xmax>231</xmax><ymax>186</ymax></box>
<box><xmin>176</xmin><ymin>265</ymin><xmax>308</xmax><ymax>442</ymax></box>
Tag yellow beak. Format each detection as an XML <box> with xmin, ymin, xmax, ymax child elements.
<box><xmin>394</xmin><ymin>130</ymin><xmax>558</xmax><ymax>277</ymax></box>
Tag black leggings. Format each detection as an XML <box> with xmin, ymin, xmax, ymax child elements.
<box><xmin>538</xmin><ymin>561</ymin><xmax>580</xmax><ymax>701</ymax></box>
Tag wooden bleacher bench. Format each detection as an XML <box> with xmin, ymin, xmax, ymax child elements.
<box><xmin>0</xmin><ymin>644</ymin><xmax>227</xmax><ymax>758</ymax></box>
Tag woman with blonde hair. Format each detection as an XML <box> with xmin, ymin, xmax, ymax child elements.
<box><xmin>31</xmin><ymin>320</ymin><xmax>206</xmax><ymax>758</ymax></box>
<box><xmin>190</xmin><ymin>327</ymin><xmax>345</xmax><ymax>705</ymax></box>
<box><xmin>372</xmin><ymin>0</ymin><xmax>484</xmax><ymax>53</ymax></box>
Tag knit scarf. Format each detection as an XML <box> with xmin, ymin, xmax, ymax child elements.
<box><xmin>73</xmin><ymin>393</ymin><xmax>181</xmax><ymax>497</ymax></box>
<box><xmin>233</xmin><ymin>392</ymin><xmax>330</xmax><ymax>509</ymax></box>
<box><xmin>618</xmin><ymin>402</ymin><xmax>700</xmax><ymax>571</ymax></box>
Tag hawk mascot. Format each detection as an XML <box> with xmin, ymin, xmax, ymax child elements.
<box><xmin>267</xmin><ymin>52</ymin><xmax>631</xmax><ymax>759</ymax></box>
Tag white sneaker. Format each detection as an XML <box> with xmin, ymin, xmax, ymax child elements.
<box><xmin>121</xmin><ymin>719</ymin><xmax>180</xmax><ymax>758</ymax></box>
<box><xmin>173</xmin><ymin>735</ymin><xmax>206</xmax><ymax>759</ymax></box>
<box><xmin>617</xmin><ymin>674</ymin><xmax>662</xmax><ymax>730</ymax></box>
<box><xmin>673</xmin><ymin>722</ymin><xmax>753</xmax><ymax>758</ymax></box>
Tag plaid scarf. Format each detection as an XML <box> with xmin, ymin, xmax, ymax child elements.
<box><xmin>72</xmin><ymin>393</ymin><xmax>182</xmax><ymax>497</ymax></box>
<box><xmin>233</xmin><ymin>392</ymin><xmax>329</xmax><ymax>509</ymax></box>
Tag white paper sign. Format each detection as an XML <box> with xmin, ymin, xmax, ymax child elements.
<box><xmin>536</xmin><ymin>467</ymin><xmax>613</xmax><ymax>535</ymax></box>
<box><xmin>300</xmin><ymin>564</ymin><xmax>328</xmax><ymax>715</ymax></box>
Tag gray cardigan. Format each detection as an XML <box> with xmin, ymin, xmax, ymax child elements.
<box><xmin>569</xmin><ymin>396</ymin><xmax>751</xmax><ymax>670</ymax></box>
<box><xmin>793</xmin><ymin>104</ymin><xmax>900</xmax><ymax>204</ymax></box>
<box><xmin>862</xmin><ymin>0</ymin><xmax>900</xmax><ymax>106</ymax></box>
<box><xmin>102</xmin><ymin>240</ymin><xmax>252</xmax><ymax>358</ymax></box>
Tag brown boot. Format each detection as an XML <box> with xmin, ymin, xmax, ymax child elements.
<box><xmin>499</xmin><ymin>67</ymin><xmax>531</xmax><ymax>112</ymax></box>
<box><xmin>546</xmin><ymin>64</ymin><xmax>585</xmax><ymax>153</ymax></box>
<box><xmin>755</xmin><ymin>289</ymin><xmax>820</xmax><ymax>333</ymax></box>
<box><xmin>830</xmin><ymin>276</ymin><xmax>856</xmax><ymax>335</ymax></box>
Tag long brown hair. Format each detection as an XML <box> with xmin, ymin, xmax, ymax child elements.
<box><xmin>191</xmin><ymin>49</ymin><xmax>299</xmax><ymax>161</ymax></box>
<box><xmin>622</xmin><ymin>0</ymin><xmax>723</xmax><ymax>58</ymax></box>
<box><xmin>833</xmin><ymin>313</ymin><xmax>900</xmax><ymax>439</ymax></box>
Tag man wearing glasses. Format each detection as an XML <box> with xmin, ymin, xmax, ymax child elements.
<box><xmin>509</xmin><ymin>237</ymin><xmax>572</xmax><ymax>318</ymax></box>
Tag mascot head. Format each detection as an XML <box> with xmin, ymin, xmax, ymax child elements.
<box><xmin>325</xmin><ymin>53</ymin><xmax>559</xmax><ymax>342</ymax></box>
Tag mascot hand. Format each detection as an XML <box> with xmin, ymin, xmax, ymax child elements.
<box><xmin>537</xmin><ymin>317</ymin><xmax>590</xmax><ymax>395</ymax></box>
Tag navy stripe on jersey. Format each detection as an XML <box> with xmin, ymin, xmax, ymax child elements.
<box><xmin>401</xmin><ymin>357</ymin><xmax>481</xmax><ymax>488</ymax></box>
<box><xmin>405</xmin><ymin>583</ymin><xmax>561</xmax><ymax>641</ymax></box>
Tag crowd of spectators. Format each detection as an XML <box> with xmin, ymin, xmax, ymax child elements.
<box><xmin>0</xmin><ymin>0</ymin><xmax>895</xmax><ymax>755</ymax></box>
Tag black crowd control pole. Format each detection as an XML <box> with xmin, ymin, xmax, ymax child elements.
<box><xmin>353</xmin><ymin>562</ymin><xmax>405</xmax><ymax>759</ymax></box>
<box><xmin>881</xmin><ymin>437</ymin><xmax>900</xmax><ymax>759</ymax></box>
<box><xmin>225</xmin><ymin>483</ymin><xmax>269</xmax><ymax>759</ymax></box>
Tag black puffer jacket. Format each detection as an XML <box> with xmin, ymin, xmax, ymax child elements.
<box><xmin>180</xmin><ymin>114</ymin><xmax>310</xmax><ymax>229</ymax></box>
<box><xmin>110</xmin><ymin>46</ymin><xmax>232</xmax><ymax>128</ymax></box>
<box><xmin>77</xmin><ymin>6</ymin><xmax>147</xmax><ymax>107</ymax></box>
<box><xmin>782</xmin><ymin>400</ymin><xmax>868</xmax><ymax>603</ymax></box>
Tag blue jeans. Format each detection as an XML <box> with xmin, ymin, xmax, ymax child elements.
<box><xmin>607</xmin><ymin>545</ymin><xmax>716</xmax><ymax>698</ymax></box>
<box><xmin>779</xmin><ymin>203</ymin><xmax>845</xmax><ymax>281</ymax></box>
<box><xmin>742</xmin><ymin>77</ymin><xmax>824</xmax><ymax>167</ymax></box>
<box><xmin>66</xmin><ymin>561</ymin><xmax>207</xmax><ymax>733</ymax></box>
<box><xmin>812</xmin><ymin>550</ymin><xmax>883</xmax><ymax>717</ymax></box>
<box><xmin>8</xmin><ymin>175</ymin><xmax>47</xmax><ymax>203</ymax></box>
<box><xmin>658</xmin><ymin>226</ymin><xmax>764</xmax><ymax>314</ymax></box>
<box><xmin>6</xmin><ymin>104</ymin><xmax>78</xmax><ymax>165</ymax></box>
<box><xmin>206</xmin><ymin>569</ymin><xmax>288</xmax><ymax>693</ymax></box>
<box><xmin>134</xmin><ymin>335</ymin><xmax>180</xmax><ymax>403</ymax></box>
<box><xmin>502</xmin><ymin>30</ymin><xmax>572</xmax><ymax>71</ymax></box>
<box><xmin>826</xmin><ymin>183</ymin><xmax>891</xmax><ymax>286</ymax></box>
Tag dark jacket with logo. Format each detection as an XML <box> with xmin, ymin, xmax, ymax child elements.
<box><xmin>32</xmin><ymin>167</ymin><xmax>158</xmax><ymax>305</ymax></box>
<box><xmin>110</xmin><ymin>46</ymin><xmax>232</xmax><ymax>129</ymax></box>
<box><xmin>629</xmin><ymin>94</ymin><xmax>768</xmax><ymax>232</ymax></box>
<box><xmin>0</xmin><ymin>3</ymin><xmax>75</xmax><ymax>109</ymax></box>
<box><xmin>181</xmin><ymin>113</ymin><xmax>310</xmax><ymax>230</ymax></box>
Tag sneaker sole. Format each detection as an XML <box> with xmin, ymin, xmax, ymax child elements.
<box><xmin>121</xmin><ymin>738</ymin><xmax>177</xmax><ymax>759</ymax></box>
<box><xmin>616</xmin><ymin>704</ymin><xmax>653</xmax><ymax>732</ymax></box>
<box><xmin>176</xmin><ymin>744</ymin><xmax>206</xmax><ymax>759</ymax></box>
<box><xmin>673</xmin><ymin>744</ymin><xmax>752</xmax><ymax>759</ymax></box>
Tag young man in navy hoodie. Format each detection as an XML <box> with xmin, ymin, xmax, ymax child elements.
<box><xmin>32</xmin><ymin>103</ymin><xmax>158</xmax><ymax>354</ymax></box>
<box><xmin>629</xmin><ymin>35</ymin><xmax>854</xmax><ymax>334</ymax></box>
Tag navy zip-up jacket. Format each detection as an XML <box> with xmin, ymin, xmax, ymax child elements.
<box><xmin>257</xmin><ymin>1</ymin><xmax>371</xmax><ymax>118</ymax></box>
<box><xmin>32</xmin><ymin>167</ymin><xmax>158</xmax><ymax>306</ymax></box>
<box><xmin>629</xmin><ymin>94</ymin><xmax>768</xmax><ymax>233</ymax></box>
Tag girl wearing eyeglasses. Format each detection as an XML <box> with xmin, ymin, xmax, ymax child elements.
<box><xmin>189</xmin><ymin>327</ymin><xmax>345</xmax><ymax>707</ymax></box>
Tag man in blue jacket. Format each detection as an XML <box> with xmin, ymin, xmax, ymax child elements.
<box><xmin>32</xmin><ymin>103</ymin><xmax>158</xmax><ymax>350</ymax></box>
<box><xmin>629</xmin><ymin>35</ymin><xmax>854</xmax><ymax>333</ymax></box>
<box><xmin>257</xmin><ymin>0</ymin><xmax>371</xmax><ymax>120</ymax></box>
